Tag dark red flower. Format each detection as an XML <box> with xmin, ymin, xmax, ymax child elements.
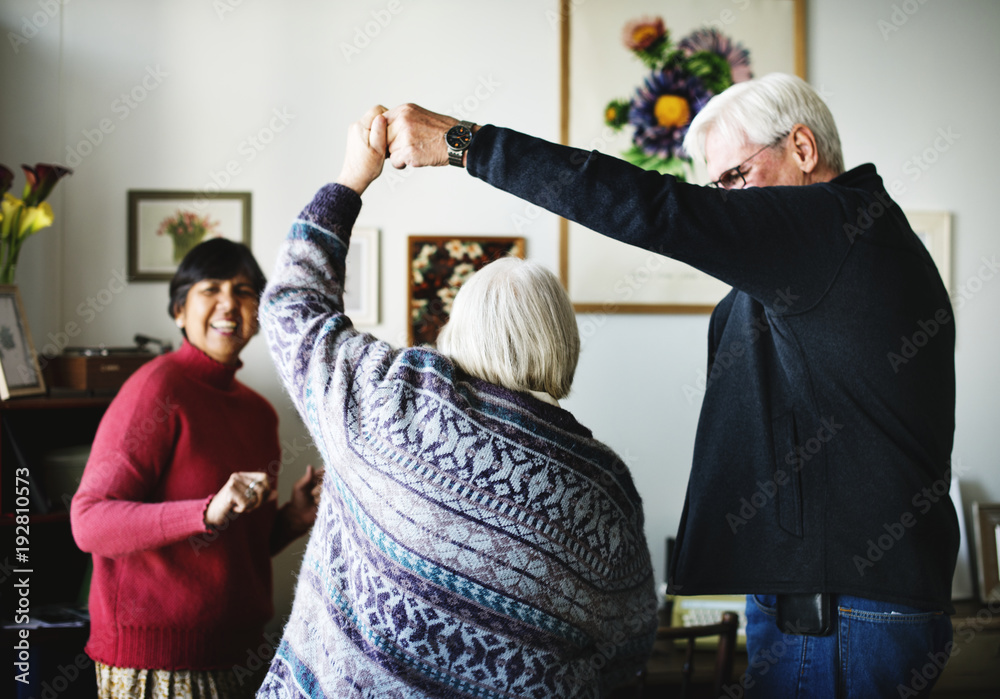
<box><xmin>21</xmin><ymin>163</ymin><xmax>73</xmax><ymax>207</ymax></box>
<box><xmin>0</xmin><ymin>165</ymin><xmax>13</xmax><ymax>195</ymax></box>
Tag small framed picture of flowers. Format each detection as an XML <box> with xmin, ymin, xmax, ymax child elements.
<box><xmin>407</xmin><ymin>236</ymin><xmax>525</xmax><ymax>347</ymax></box>
<box><xmin>127</xmin><ymin>190</ymin><xmax>251</xmax><ymax>281</ymax></box>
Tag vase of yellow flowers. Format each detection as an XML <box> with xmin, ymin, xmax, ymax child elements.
<box><xmin>156</xmin><ymin>209</ymin><xmax>220</xmax><ymax>263</ymax></box>
<box><xmin>0</xmin><ymin>164</ymin><xmax>73</xmax><ymax>284</ymax></box>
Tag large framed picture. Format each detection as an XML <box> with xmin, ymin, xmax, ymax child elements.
<box><xmin>407</xmin><ymin>236</ymin><xmax>525</xmax><ymax>346</ymax></box>
<box><xmin>0</xmin><ymin>286</ymin><xmax>45</xmax><ymax>399</ymax></box>
<box><xmin>559</xmin><ymin>0</ymin><xmax>807</xmax><ymax>313</ymax></box>
<box><xmin>128</xmin><ymin>190</ymin><xmax>251</xmax><ymax>281</ymax></box>
<box><xmin>343</xmin><ymin>227</ymin><xmax>380</xmax><ymax>326</ymax></box>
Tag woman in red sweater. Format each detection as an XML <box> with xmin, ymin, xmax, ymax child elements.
<box><xmin>71</xmin><ymin>239</ymin><xmax>322</xmax><ymax>699</ymax></box>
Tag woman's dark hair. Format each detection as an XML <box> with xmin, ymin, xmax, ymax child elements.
<box><xmin>167</xmin><ymin>238</ymin><xmax>267</xmax><ymax>319</ymax></box>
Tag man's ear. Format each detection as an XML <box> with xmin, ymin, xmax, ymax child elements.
<box><xmin>789</xmin><ymin>123</ymin><xmax>820</xmax><ymax>175</ymax></box>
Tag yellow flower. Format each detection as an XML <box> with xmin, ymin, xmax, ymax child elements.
<box><xmin>653</xmin><ymin>95</ymin><xmax>691</xmax><ymax>128</ymax></box>
<box><xmin>18</xmin><ymin>201</ymin><xmax>54</xmax><ymax>238</ymax></box>
<box><xmin>1</xmin><ymin>194</ymin><xmax>24</xmax><ymax>240</ymax></box>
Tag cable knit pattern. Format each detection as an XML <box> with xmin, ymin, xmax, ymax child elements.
<box><xmin>257</xmin><ymin>183</ymin><xmax>658</xmax><ymax>698</ymax></box>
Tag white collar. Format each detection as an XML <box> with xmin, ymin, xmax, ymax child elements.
<box><xmin>528</xmin><ymin>390</ymin><xmax>560</xmax><ymax>407</ymax></box>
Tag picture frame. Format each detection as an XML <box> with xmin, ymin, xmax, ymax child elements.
<box><xmin>343</xmin><ymin>227</ymin><xmax>380</xmax><ymax>326</ymax></box>
<box><xmin>905</xmin><ymin>210</ymin><xmax>952</xmax><ymax>293</ymax></box>
<box><xmin>0</xmin><ymin>286</ymin><xmax>46</xmax><ymax>400</ymax></box>
<box><xmin>558</xmin><ymin>0</ymin><xmax>807</xmax><ymax>313</ymax></box>
<box><xmin>407</xmin><ymin>236</ymin><xmax>525</xmax><ymax>346</ymax></box>
<box><xmin>128</xmin><ymin>190</ymin><xmax>252</xmax><ymax>281</ymax></box>
<box><xmin>972</xmin><ymin>502</ymin><xmax>1000</xmax><ymax>604</ymax></box>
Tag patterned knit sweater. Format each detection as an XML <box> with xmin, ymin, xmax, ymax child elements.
<box><xmin>257</xmin><ymin>183</ymin><xmax>658</xmax><ymax>698</ymax></box>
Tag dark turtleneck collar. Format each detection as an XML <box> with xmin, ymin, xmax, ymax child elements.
<box><xmin>175</xmin><ymin>339</ymin><xmax>242</xmax><ymax>391</ymax></box>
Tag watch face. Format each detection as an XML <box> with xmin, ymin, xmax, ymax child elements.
<box><xmin>446</xmin><ymin>125</ymin><xmax>472</xmax><ymax>150</ymax></box>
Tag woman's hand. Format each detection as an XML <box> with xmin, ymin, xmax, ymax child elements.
<box><xmin>337</xmin><ymin>105</ymin><xmax>388</xmax><ymax>196</ymax></box>
<box><xmin>270</xmin><ymin>465</ymin><xmax>323</xmax><ymax>553</ymax></box>
<box><xmin>281</xmin><ymin>464</ymin><xmax>323</xmax><ymax>535</ymax></box>
<box><xmin>204</xmin><ymin>471</ymin><xmax>272</xmax><ymax>528</ymax></box>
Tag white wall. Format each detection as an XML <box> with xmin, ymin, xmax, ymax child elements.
<box><xmin>2</xmin><ymin>0</ymin><xmax>997</xmax><ymax>629</ymax></box>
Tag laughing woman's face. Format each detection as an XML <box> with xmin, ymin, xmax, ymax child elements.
<box><xmin>174</xmin><ymin>273</ymin><xmax>259</xmax><ymax>365</ymax></box>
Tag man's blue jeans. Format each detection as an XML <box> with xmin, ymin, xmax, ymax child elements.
<box><xmin>725</xmin><ymin>594</ymin><xmax>953</xmax><ymax>698</ymax></box>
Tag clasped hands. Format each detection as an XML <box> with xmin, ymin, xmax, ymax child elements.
<box><xmin>337</xmin><ymin>104</ymin><xmax>462</xmax><ymax>196</ymax></box>
<box><xmin>204</xmin><ymin>465</ymin><xmax>323</xmax><ymax>532</ymax></box>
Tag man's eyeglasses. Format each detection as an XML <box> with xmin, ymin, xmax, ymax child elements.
<box><xmin>709</xmin><ymin>133</ymin><xmax>789</xmax><ymax>190</ymax></box>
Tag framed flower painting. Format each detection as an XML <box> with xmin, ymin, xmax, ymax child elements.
<box><xmin>558</xmin><ymin>0</ymin><xmax>807</xmax><ymax>313</ymax></box>
<box><xmin>407</xmin><ymin>236</ymin><xmax>525</xmax><ymax>346</ymax></box>
<box><xmin>128</xmin><ymin>190</ymin><xmax>251</xmax><ymax>281</ymax></box>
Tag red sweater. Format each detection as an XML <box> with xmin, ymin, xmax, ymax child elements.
<box><xmin>71</xmin><ymin>340</ymin><xmax>281</xmax><ymax>670</ymax></box>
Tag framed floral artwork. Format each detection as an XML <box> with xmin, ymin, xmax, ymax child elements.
<box><xmin>558</xmin><ymin>0</ymin><xmax>807</xmax><ymax>313</ymax></box>
<box><xmin>128</xmin><ymin>190</ymin><xmax>251</xmax><ymax>281</ymax></box>
<box><xmin>407</xmin><ymin>236</ymin><xmax>525</xmax><ymax>346</ymax></box>
<box><xmin>0</xmin><ymin>286</ymin><xmax>45</xmax><ymax>399</ymax></box>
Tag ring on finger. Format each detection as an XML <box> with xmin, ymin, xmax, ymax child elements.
<box><xmin>245</xmin><ymin>479</ymin><xmax>260</xmax><ymax>501</ymax></box>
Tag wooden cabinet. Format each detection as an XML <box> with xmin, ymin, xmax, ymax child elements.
<box><xmin>2</xmin><ymin>396</ymin><xmax>111</xmax><ymax>699</ymax></box>
<box><xmin>934</xmin><ymin>600</ymin><xmax>1000</xmax><ymax>697</ymax></box>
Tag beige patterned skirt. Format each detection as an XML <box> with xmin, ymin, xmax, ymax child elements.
<box><xmin>95</xmin><ymin>662</ymin><xmax>264</xmax><ymax>699</ymax></box>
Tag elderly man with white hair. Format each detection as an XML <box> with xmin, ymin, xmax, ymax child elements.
<box><xmin>257</xmin><ymin>106</ymin><xmax>658</xmax><ymax>699</ymax></box>
<box><xmin>385</xmin><ymin>73</ymin><xmax>959</xmax><ymax>697</ymax></box>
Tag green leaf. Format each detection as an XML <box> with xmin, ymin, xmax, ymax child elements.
<box><xmin>683</xmin><ymin>51</ymin><xmax>733</xmax><ymax>94</ymax></box>
<box><xmin>620</xmin><ymin>145</ymin><xmax>691</xmax><ymax>181</ymax></box>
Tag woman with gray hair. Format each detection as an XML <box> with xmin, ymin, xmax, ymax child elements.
<box><xmin>256</xmin><ymin>106</ymin><xmax>658</xmax><ymax>699</ymax></box>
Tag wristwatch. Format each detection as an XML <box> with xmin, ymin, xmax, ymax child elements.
<box><xmin>445</xmin><ymin>121</ymin><xmax>475</xmax><ymax>167</ymax></box>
